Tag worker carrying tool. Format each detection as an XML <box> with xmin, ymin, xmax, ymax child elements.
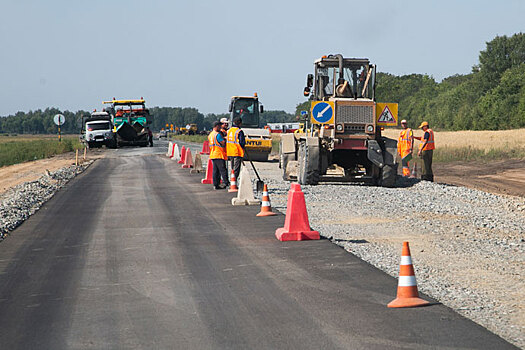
<box><xmin>414</xmin><ymin>121</ymin><xmax>435</xmax><ymax>182</ymax></box>
<box><xmin>227</xmin><ymin>117</ymin><xmax>246</xmax><ymax>181</ymax></box>
<box><xmin>209</xmin><ymin>121</ymin><xmax>230</xmax><ymax>190</ymax></box>
<box><xmin>397</xmin><ymin>119</ymin><xmax>414</xmax><ymax>177</ymax></box>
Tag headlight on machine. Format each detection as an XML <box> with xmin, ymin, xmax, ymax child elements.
<box><xmin>366</xmin><ymin>124</ymin><xmax>375</xmax><ymax>133</ymax></box>
<box><xmin>336</xmin><ymin>124</ymin><xmax>344</xmax><ymax>132</ymax></box>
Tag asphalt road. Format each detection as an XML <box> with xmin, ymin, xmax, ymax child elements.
<box><xmin>0</xmin><ymin>144</ymin><xmax>516</xmax><ymax>349</ymax></box>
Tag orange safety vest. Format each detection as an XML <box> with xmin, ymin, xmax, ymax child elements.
<box><xmin>226</xmin><ymin>126</ymin><xmax>244</xmax><ymax>157</ymax></box>
<box><xmin>419</xmin><ymin>129</ymin><xmax>435</xmax><ymax>151</ymax></box>
<box><xmin>398</xmin><ymin>128</ymin><xmax>413</xmax><ymax>157</ymax></box>
<box><xmin>209</xmin><ymin>130</ymin><xmax>227</xmax><ymax>160</ymax></box>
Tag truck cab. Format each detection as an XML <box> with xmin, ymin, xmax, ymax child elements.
<box><xmin>227</xmin><ymin>94</ymin><xmax>272</xmax><ymax>161</ymax></box>
<box><xmin>81</xmin><ymin>111</ymin><xmax>115</xmax><ymax>148</ymax></box>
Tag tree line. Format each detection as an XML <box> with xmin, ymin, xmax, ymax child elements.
<box><xmin>2</xmin><ymin>33</ymin><xmax>524</xmax><ymax>134</ymax></box>
<box><xmin>0</xmin><ymin>106</ymin><xmax>295</xmax><ymax>134</ymax></box>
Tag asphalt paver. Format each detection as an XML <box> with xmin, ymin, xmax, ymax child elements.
<box><xmin>0</xmin><ymin>149</ymin><xmax>517</xmax><ymax>349</ymax></box>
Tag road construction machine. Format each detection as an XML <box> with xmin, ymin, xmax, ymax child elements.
<box><xmin>280</xmin><ymin>54</ymin><xmax>399</xmax><ymax>187</ymax></box>
<box><xmin>228</xmin><ymin>93</ymin><xmax>272</xmax><ymax>161</ymax></box>
<box><xmin>102</xmin><ymin>98</ymin><xmax>153</xmax><ymax>147</ymax></box>
<box><xmin>180</xmin><ymin>123</ymin><xmax>198</xmax><ymax>135</ymax></box>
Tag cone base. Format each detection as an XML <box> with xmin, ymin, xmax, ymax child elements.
<box><xmin>387</xmin><ymin>297</ymin><xmax>430</xmax><ymax>308</ymax></box>
<box><xmin>232</xmin><ymin>198</ymin><xmax>260</xmax><ymax>206</ymax></box>
<box><xmin>228</xmin><ymin>188</ymin><xmax>238</xmax><ymax>193</ymax></box>
<box><xmin>182</xmin><ymin>165</ymin><xmax>192</xmax><ymax>168</ymax></box>
<box><xmin>275</xmin><ymin>227</ymin><xmax>320</xmax><ymax>241</ymax></box>
<box><xmin>201</xmin><ymin>179</ymin><xmax>212</xmax><ymax>184</ymax></box>
<box><xmin>257</xmin><ymin>210</ymin><xmax>277</xmax><ymax>217</ymax></box>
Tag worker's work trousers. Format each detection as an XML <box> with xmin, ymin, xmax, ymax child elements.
<box><xmin>421</xmin><ymin>150</ymin><xmax>434</xmax><ymax>182</ymax></box>
<box><xmin>401</xmin><ymin>158</ymin><xmax>410</xmax><ymax>177</ymax></box>
<box><xmin>229</xmin><ymin>156</ymin><xmax>243</xmax><ymax>181</ymax></box>
<box><xmin>212</xmin><ymin>159</ymin><xmax>229</xmax><ymax>187</ymax></box>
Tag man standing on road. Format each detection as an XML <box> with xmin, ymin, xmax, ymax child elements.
<box><xmin>147</xmin><ymin>127</ymin><xmax>153</xmax><ymax>147</ymax></box>
<box><xmin>209</xmin><ymin>121</ymin><xmax>230</xmax><ymax>190</ymax></box>
<box><xmin>414</xmin><ymin>121</ymin><xmax>435</xmax><ymax>182</ymax></box>
<box><xmin>227</xmin><ymin>117</ymin><xmax>246</xmax><ymax>181</ymax></box>
<box><xmin>397</xmin><ymin>119</ymin><xmax>413</xmax><ymax>177</ymax></box>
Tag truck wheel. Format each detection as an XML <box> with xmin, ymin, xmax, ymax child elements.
<box><xmin>379</xmin><ymin>164</ymin><xmax>397</xmax><ymax>188</ymax></box>
<box><xmin>298</xmin><ymin>141</ymin><xmax>319</xmax><ymax>185</ymax></box>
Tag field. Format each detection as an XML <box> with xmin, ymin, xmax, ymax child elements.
<box><xmin>169</xmin><ymin>134</ymin><xmax>208</xmax><ymax>143</ymax></box>
<box><xmin>271</xmin><ymin>129</ymin><xmax>525</xmax><ymax>163</ymax></box>
<box><xmin>382</xmin><ymin>128</ymin><xmax>525</xmax><ymax>162</ymax></box>
<box><xmin>0</xmin><ymin>135</ymin><xmax>83</xmax><ymax>167</ymax></box>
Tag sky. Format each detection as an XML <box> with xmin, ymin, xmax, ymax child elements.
<box><xmin>1</xmin><ymin>0</ymin><xmax>524</xmax><ymax>116</ymax></box>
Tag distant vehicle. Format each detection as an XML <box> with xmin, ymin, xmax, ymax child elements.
<box><xmin>157</xmin><ymin>130</ymin><xmax>168</xmax><ymax>139</ymax></box>
<box><xmin>180</xmin><ymin>124</ymin><xmax>198</xmax><ymax>135</ymax></box>
<box><xmin>266</xmin><ymin>123</ymin><xmax>300</xmax><ymax>133</ymax></box>
<box><xmin>81</xmin><ymin>111</ymin><xmax>116</xmax><ymax>148</ymax></box>
<box><xmin>102</xmin><ymin>98</ymin><xmax>153</xmax><ymax>147</ymax></box>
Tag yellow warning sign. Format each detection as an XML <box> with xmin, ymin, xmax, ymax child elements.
<box><xmin>376</xmin><ymin>103</ymin><xmax>398</xmax><ymax>126</ymax></box>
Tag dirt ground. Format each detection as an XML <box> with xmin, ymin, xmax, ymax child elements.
<box><xmin>434</xmin><ymin>158</ymin><xmax>525</xmax><ymax>198</ymax></box>
<box><xmin>0</xmin><ymin>149</ymin><xmax>104</xmax><ymax>196</ymax></box>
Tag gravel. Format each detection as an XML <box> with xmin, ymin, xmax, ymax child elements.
<box><xmin>252</xmin><ymin>162</ymin><xmax>525</xmax><ymax>349</ymax></box>
<box><xmin>0</xmin><ymin>162</ymin><xmax>93</xmax><ymax>240</ymax></box>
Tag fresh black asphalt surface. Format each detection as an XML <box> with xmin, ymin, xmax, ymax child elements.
<box><xmin>0</xmin><ymin>143</ymin><xmax>517</xmax><ymax>349</ymax></box>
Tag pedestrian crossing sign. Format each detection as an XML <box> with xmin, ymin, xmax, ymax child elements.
<box><xmin>376</xmin><ymin>103</ymin><xmax>398</xmax><ymax>126</ymax></box>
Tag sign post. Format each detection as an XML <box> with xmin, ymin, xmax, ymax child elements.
<box><xmin>53</xmin><ymin>114</ymin><xmax>66</xmax><ymax>142</ymax></box>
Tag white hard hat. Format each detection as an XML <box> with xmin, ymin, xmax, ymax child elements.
<box><xmin>400</xmin><ymin>119</ymin><xmax>407</xmax><ymax>123</ymax></box>
<box><xmin>220</xmin><ymin>118</ymin><xmax>229</xmax><ymax>124</ymax></box>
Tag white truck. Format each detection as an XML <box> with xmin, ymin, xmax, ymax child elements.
<box><xmin>81</xmin><ymin>111</ymin><xmax>116</xmax><ymax>148</ymax></box>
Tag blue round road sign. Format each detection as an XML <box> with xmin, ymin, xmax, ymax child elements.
<box><xmin>312</xmin><ymin>102</ymin><xmax>333</xmax><ymax>123</ymax></box>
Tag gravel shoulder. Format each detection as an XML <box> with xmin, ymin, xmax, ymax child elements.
<box><xmin>0</xmin><ymin>161</ymin><xmax>93</xmax><ymax>240</ymax></box>
<box><xmin>251</xmin><ymin>160</ymin><xmax>524</xmax><ymax>349</ymax></box>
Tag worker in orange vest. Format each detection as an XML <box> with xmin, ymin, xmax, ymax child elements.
<box><xmin>414</xmin><ymin>121</ymin><xmax>435</xmax><ymax>182</ymax></box>
<box><xmin>397</xmin><ymin>119</ymin><xmax>414</xmax><ymax>177</ymax></box>
<box><xmin>226</xmin><ymin>117</ymin><xmax>246</xmax><ymax>181</ymax></box>
<box><xmin>209</xmin><ymin>121</ymin><xmax>230</xmax><ymax>190</ymax></box>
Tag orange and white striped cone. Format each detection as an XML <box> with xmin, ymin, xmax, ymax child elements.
<box><xmin>388</xmin><ymin>241</ymin><xmax>430</xmax><ymax>308</ymax></box>
<box><xmin>228</xmin><ymin>170</ymin><xmax>238</xmax><ymax>193</ymax></box>
<box><xmin>257</xmin><ymin>184</ymin><xmax>277</xmax><ymax>217</ymax></box>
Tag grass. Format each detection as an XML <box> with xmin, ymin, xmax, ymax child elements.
<box><xmin>0</xmin><ymin>136</ymin><xmax>83</xmax><ymax>167</ymax></box>
<box><xmin>169</xmin><ymin>134</ymin><xmax>208</xmax><ymax>143</ymax></box>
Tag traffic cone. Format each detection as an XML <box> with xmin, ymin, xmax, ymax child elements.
<box><xmin>231</xmin><ymin>167</ymin><xmax>260</xmax><ymax>205</ymax></box>
<box><xmin>167</xmin><ymin>141</ymin><xmax>173</xmax><ymax>157</ymax></box>
<box><xmin>201</xmin><ymin>158</ymin><xmax>213</xmax><ymax>184</ymax></box>
<box><xmin>178</xmin><ymin>146</ymin><xmax>186</xmax><ymax>164</ymax></box>
<box><xmin>228</xmin><ymin>170</ymin><xmax>238</xmax><ymax>193</ymax></box>
<box><xmin>190</xmin><ymin>153</ymin><xmax>204</xmax><ymax>174</ymax></box>
<box><xmin>275</xmin><ymin>183</ymin><xmax>319</xmax><ymax>241</ymax></box>
<box><xmin>409</xmin><ymin>163</ymin><xmax>417</xmax><ymax>178</ymax></box>
<box><xmin>388</xmin><ymin>241</ymin><xmax>429</xmax><ymax>308</ymax></box>
<box><xmin>182</xmin><ymin>148</ymin><xmax>194</xmax><ymax>168</ymax></box>
<box><xmin>257</xmin><ymin>184</ymin><xmax>277</xmax><ymax>217</ymax></box>
<box><xmin>171</xmin><ymin>144</ymin><xmax>180</xmax><ymax>161</ymax></box>
<box><xmin>200</xmin><ymin>140</ymin><xmax>210</xmax><ymax>155</ymax></box>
